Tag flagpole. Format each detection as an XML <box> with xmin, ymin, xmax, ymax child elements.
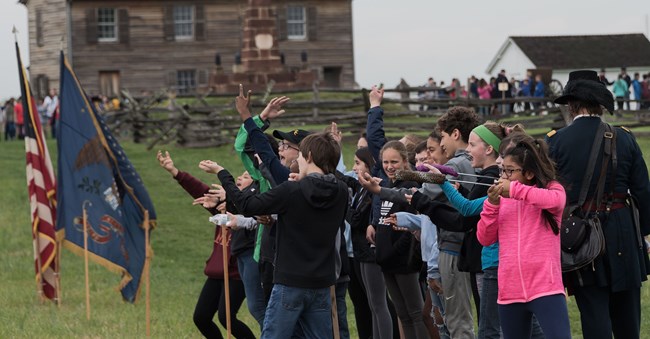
<box><xmin>330</xmin><ymin>285</ymin><xmax>340</xmax><ymax>339</ymax></box>
<box><xmin>55</xmin><ymin>238</ymin><xmax>62</xmax><ymax>307</ymax></box>
<box><xmin>221</xmin><ymin>227</ymin><xmax>232</xmax><ymax>339</ymax></box>
<box><xmin>144</xmin><ymin>210</ymin><xmax>151</xmax><ymax>337</ymax></box>
<box><xmin>33</xmin><ymin>222</ymin><xmax>45</xmax><ymax>303</ymax></box>
<box><xmin>83</xmin><ymin>201</ymin><xmax>91</xmax><ymax>320</ymax></box>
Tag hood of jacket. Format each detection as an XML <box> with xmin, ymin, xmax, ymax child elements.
<box><xmin>299</xmin><ymin>173</ymin><xmax>345</xmax><ymax>209</ymax></box>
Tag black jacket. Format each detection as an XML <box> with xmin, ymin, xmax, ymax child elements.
<box><xmin>339</xmin><ymin>173</ymin><xmax>376</xmax><ymax>263</ymax></box>
<box><xmin>225</xmin><ymin>182</ymin><xmax>260</xmax><ymax>257</ymax></box>
<box><xmin>374</xmin><ymin>179</ymin><xmax>421</xmax><ymax>274</ymax></box>
<box><xmin>220</xmin><ymin>170</ymin><xmax>349</xmax><ymax>289</ymax></box>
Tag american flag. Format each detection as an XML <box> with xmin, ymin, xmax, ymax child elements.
<box><xmin>16</xmin><ymin>42</ymin><xmax>59</xmax><ymax>302</ymax></box>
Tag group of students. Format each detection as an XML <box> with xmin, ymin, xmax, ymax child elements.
<box><xmin>159</xmin><ymin>70</ymin><xmax>650</xmax><ymax>339</ymax></box>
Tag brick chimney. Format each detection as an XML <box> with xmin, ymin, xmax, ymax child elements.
<box><xmin>241</xmin><ymin>0</ymin><xmax>283</xmax><ymax>73</ymax></box>
<box><xmin>210</xmin><ymin>0</ymin><xmax>317</xmax><ymax>92</ymax></box>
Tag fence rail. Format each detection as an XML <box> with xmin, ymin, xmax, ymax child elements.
<box><xmin>104</xmin><ymin>85</ymin><xmax>650</xmax><ymax>149</ymax></box>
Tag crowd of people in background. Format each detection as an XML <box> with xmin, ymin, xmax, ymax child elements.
<box><xmin>418</xmin><ymin>67</ymin><xmax>650</xmax><ymax>117</ymax></box>
<box><xmin>1</xmin><ymin>88</ymin><xmax>58</xmax><ymax>140</ymax></box>
<box><xmin>0</xmin><ymin>89</ymin><xmax>126</xmax><ymax>141</ymax></box>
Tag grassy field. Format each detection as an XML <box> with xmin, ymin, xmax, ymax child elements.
<box><xmin>1</xmin><ymin>131</ymin><xmax>649</xmax><ymax>338</ymax></box>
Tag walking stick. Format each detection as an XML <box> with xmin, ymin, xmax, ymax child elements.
<box><xmin>221</xmin><ymin>227</ymin><xmax>232</xmax><ymax>339</ymax></box>
<box><xmin>82</xmin><ymin>201</ymin><xmax>91</xmax><ymax>320</ymax></box>
<box><xmin>144</xmin><ymin>210</ymin><xmax>151</xmax><ymax>337</ymax></box>
<box><xmin>330</xmin><ymin>285</ymin><xmax>340</xmax><ymax>339</ymax></box>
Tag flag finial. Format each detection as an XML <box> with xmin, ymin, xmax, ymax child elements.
<box><xmin>12</xmin><ymin>26</ymin><xmax>18</xmax><ymax>42</ymax></box>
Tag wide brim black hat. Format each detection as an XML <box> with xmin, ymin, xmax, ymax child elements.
<box><xmin>272</xmin><ymin>129</ymin><xmax>311</xmax><ymax>145</ymax></box>
<box><xmin>554</xmin><ymin>70</ymin><xmax>615</xmax><ymax>114</ymax></box>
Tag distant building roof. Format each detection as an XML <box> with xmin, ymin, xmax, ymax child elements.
<box><xmin>513</xmin><ymin>33</ymin><xmax>650</xmax><ymax>69</ymax></box>
<box><xmin>487</xmin><ymin>33</ymin><xmax>650</xmax><ymax>74</ymax></box>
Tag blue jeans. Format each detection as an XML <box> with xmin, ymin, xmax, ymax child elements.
<box><xmin>236</xmin><ymin>249</ymin><xmax>266</xmax><ymax>328</ymax></box>
<box><xmin>262</xmin><ymin>284</ymin><xmax>333</xmax><ymax>339</ymax></box>
<box><xmin>335</xmin><ymin>281</ymin><xmax>350</xmax><ymax>339</ymax></box>
<box><xmin>479</xmin><ymin>267</ymin><xmax>500</xmax><ymax>339</ymax></box>
<box><xmin>428</xmin><ymin>281</ymin><xmax>451</xmax><ymax>339</ymax></box>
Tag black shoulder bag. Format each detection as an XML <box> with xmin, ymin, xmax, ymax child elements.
<box><xmin>561</xmin><ymin>122</ymin><xmax>615</xmax><ymax>272</ymax></box>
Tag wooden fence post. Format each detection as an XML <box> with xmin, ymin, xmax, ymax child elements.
<box><xmin>312</xmin><ymin>81</ymin><xmax>320</xmax><ymax>118</ymax></box>
<box><xmin>362</xmin><ymin>88</ymin><xmax>370</xmax><ymax>113</ymax></box>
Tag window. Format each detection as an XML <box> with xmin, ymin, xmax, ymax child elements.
<box><xmin>286</xmin><ymin>6</ymin><xmax>306</xmax><ymax>40</ymax></box>
<box><xmin>174</xmin><ymin>6</ymin><xmax>194</xmax><ymax>39</ymax></box>
<box><xmin>177</xmin><ymin>70</ymin><xmax>196</xmax><ymax>94</ymax></box>
<box><xmin>97</xmin><ymin>8</ymin><xmax>118</xmax><ymax>42</ymax></box>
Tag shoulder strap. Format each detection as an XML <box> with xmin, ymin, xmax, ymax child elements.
<box><xmin>577</xmin><ymin>122</ymin><xmax>607</xmax><ymax>207</ymax></box>
<box><xmin>603</xmin><ymin>124</ymin><xmax>617</xmax><ymax>214</ymax></box>
<box><xmin>593</xmin><ymin>123</ymin><xmax>614</xmax><ymax>211</ymax></box>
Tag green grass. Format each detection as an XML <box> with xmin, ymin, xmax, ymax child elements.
<box><xmin>1</xmin><ymin>133</ymin><xmax>650</xmax><ymax>338</ymax></box>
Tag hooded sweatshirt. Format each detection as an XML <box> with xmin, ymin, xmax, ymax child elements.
<box><xmin>477</xmin><ymin>180</ymin><xmax>565</xmax><ymax>304</ymax></box>
<box><xmin>219</xmin><ymin>170</ymin><xmax>349</xmax><ymax>289</ymax></box>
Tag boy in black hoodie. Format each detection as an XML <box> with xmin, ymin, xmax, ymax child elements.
<box><xmin>200</xmin><ymin>132</ymin><xmax>349</xmax><ymax>339</ymax></box>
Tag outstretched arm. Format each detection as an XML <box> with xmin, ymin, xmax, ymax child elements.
<box><xmin>234</xmin><ymin>85</ymin><xmax>291</xmax><ymax>184</ymax></box>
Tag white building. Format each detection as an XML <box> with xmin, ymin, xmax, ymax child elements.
<box><xmin>486</xmin><ymin>33</ymin><xmax>650</xmax><ymax>88</ymax></box>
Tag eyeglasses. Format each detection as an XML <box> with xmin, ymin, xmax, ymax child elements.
<box><xmin>279</xmin><ymin>142</ymin><xmax>299</xmax><ymax>151</ymax></box>
<box><xmin>499</xmin><ymin>167</ymin><xmax>523</xmax><ymax>178</ymax></box>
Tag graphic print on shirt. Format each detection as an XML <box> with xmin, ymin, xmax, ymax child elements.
<box><xmin>378</xmin><ymin>200</ymin><xmax>394</xmax><ymax>226</ymax></box>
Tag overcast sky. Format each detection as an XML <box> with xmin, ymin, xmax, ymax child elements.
<box><xmin>1</xmin><ymin>0</ymin><xmax>648</xmax><ymax>100</ymax></box>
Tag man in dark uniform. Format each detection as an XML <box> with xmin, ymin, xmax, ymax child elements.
<box><xmin>547</xmin><ymin>70</ymin><xmax>650</xmax><ymax>339</ymax></box>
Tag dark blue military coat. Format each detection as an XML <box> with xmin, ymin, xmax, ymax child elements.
<box><xmin>547</xmin><ymin>116</ymin><xmax>650</xmax><ymax>292</ymax></box>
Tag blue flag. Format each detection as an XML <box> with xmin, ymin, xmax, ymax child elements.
<box><xmin>56</xmin><ymin>53</ymin><xmax>156</xmax><ymax>302</ymax></box>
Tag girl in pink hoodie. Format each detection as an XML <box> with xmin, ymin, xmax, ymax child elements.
<box><xmin>477</xmin><ymin>138</ymin><xmax>570</xmax><ymax>339</ymax></box>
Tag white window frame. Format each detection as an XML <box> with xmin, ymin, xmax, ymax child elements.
<box><xmin>97</xmin><ymin>8</ymin><xmax>118</xmax><ymax>42</ymax></box>
<box><xmin>177</xmin><ymin>70</ymin><xmax>196</xmax><ymax>94</ymax></box>
<box><xmin>286</xmin><ymin>6</ymin><xmax>306</xmax><ymax>40</ymax></box>
<box><xmin>173</xmin><ymin>5</ymin><xmax>194</xmax><ymax>40</ymax></box>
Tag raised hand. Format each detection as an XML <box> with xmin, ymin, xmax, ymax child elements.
<box><xmin>224</xmin><ymin>212</ymin><xmax>240</xmax><ymax>230</ymax></box>
<box><xmin>385</xmin><ymin>214</ymin><xmax>408</xmax><ymax>232</ymax></box>
<box><xmin>421</xmin><ymin>163</ymin><xmax>441</xmax><ymax>175</ymax></box>
<box><xmin>198</xmin><ymin>160</ymin><xmax>224</xmax><ymax>174</ymax></box>
<box><xmin>487</xmin><ymin>183</ymin><xmax>503</xmax><ymax>205</ymax></box>
<box><xmin>384</xmin><ymin>214</ymin><xmax>397</xmax><ymax>226</ymax></box>
<box><xmin>216</xmin><ymin>201</ymin><xmax>227</xmax><ymax>214</ymax></box>
<box><xmin>497</xmin><ymin>179</ymin><xmax>511</xmax><ymax>198</ymax></box>
<box><xmin>208</xmin><ymin>184</ymin><xmax>227</xmax><ymax>202</ymax></box>
<box><xmin>358</xmin><ymin>172</ymin><xmax>382</xmax><ymax>195</ymax></box>
<box><xmin>260</xmin><ymin>96</ymin><xmax>290</xmax><ymax>121</ymax></box>
<box><xmin>369</xmin><ymin>85</ymin><xmax>384</xmax><ymax>108</ymax></box>
<box><xmin>329</xmin><ymin>122</ymin><xmax>342</xmax><ymax>144</ymax></box>
<box><xmin>235</xmin><ymin>84</ymin><xmax>253</xmax><ymax>121</ymax></box>
<box><xmin>192</xmin><ymin>195</ymin><xmax>218</xmax><ymax>208</ymax></box>
<box><xmin>157</xmin><ymin>150</ymin><xmax>179</xmax><ymax>177</ymax></box>
<box><xmin>256</xmin><ymin>215</ymin><xmax>275</xmax><ymax>227</ymax></box>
